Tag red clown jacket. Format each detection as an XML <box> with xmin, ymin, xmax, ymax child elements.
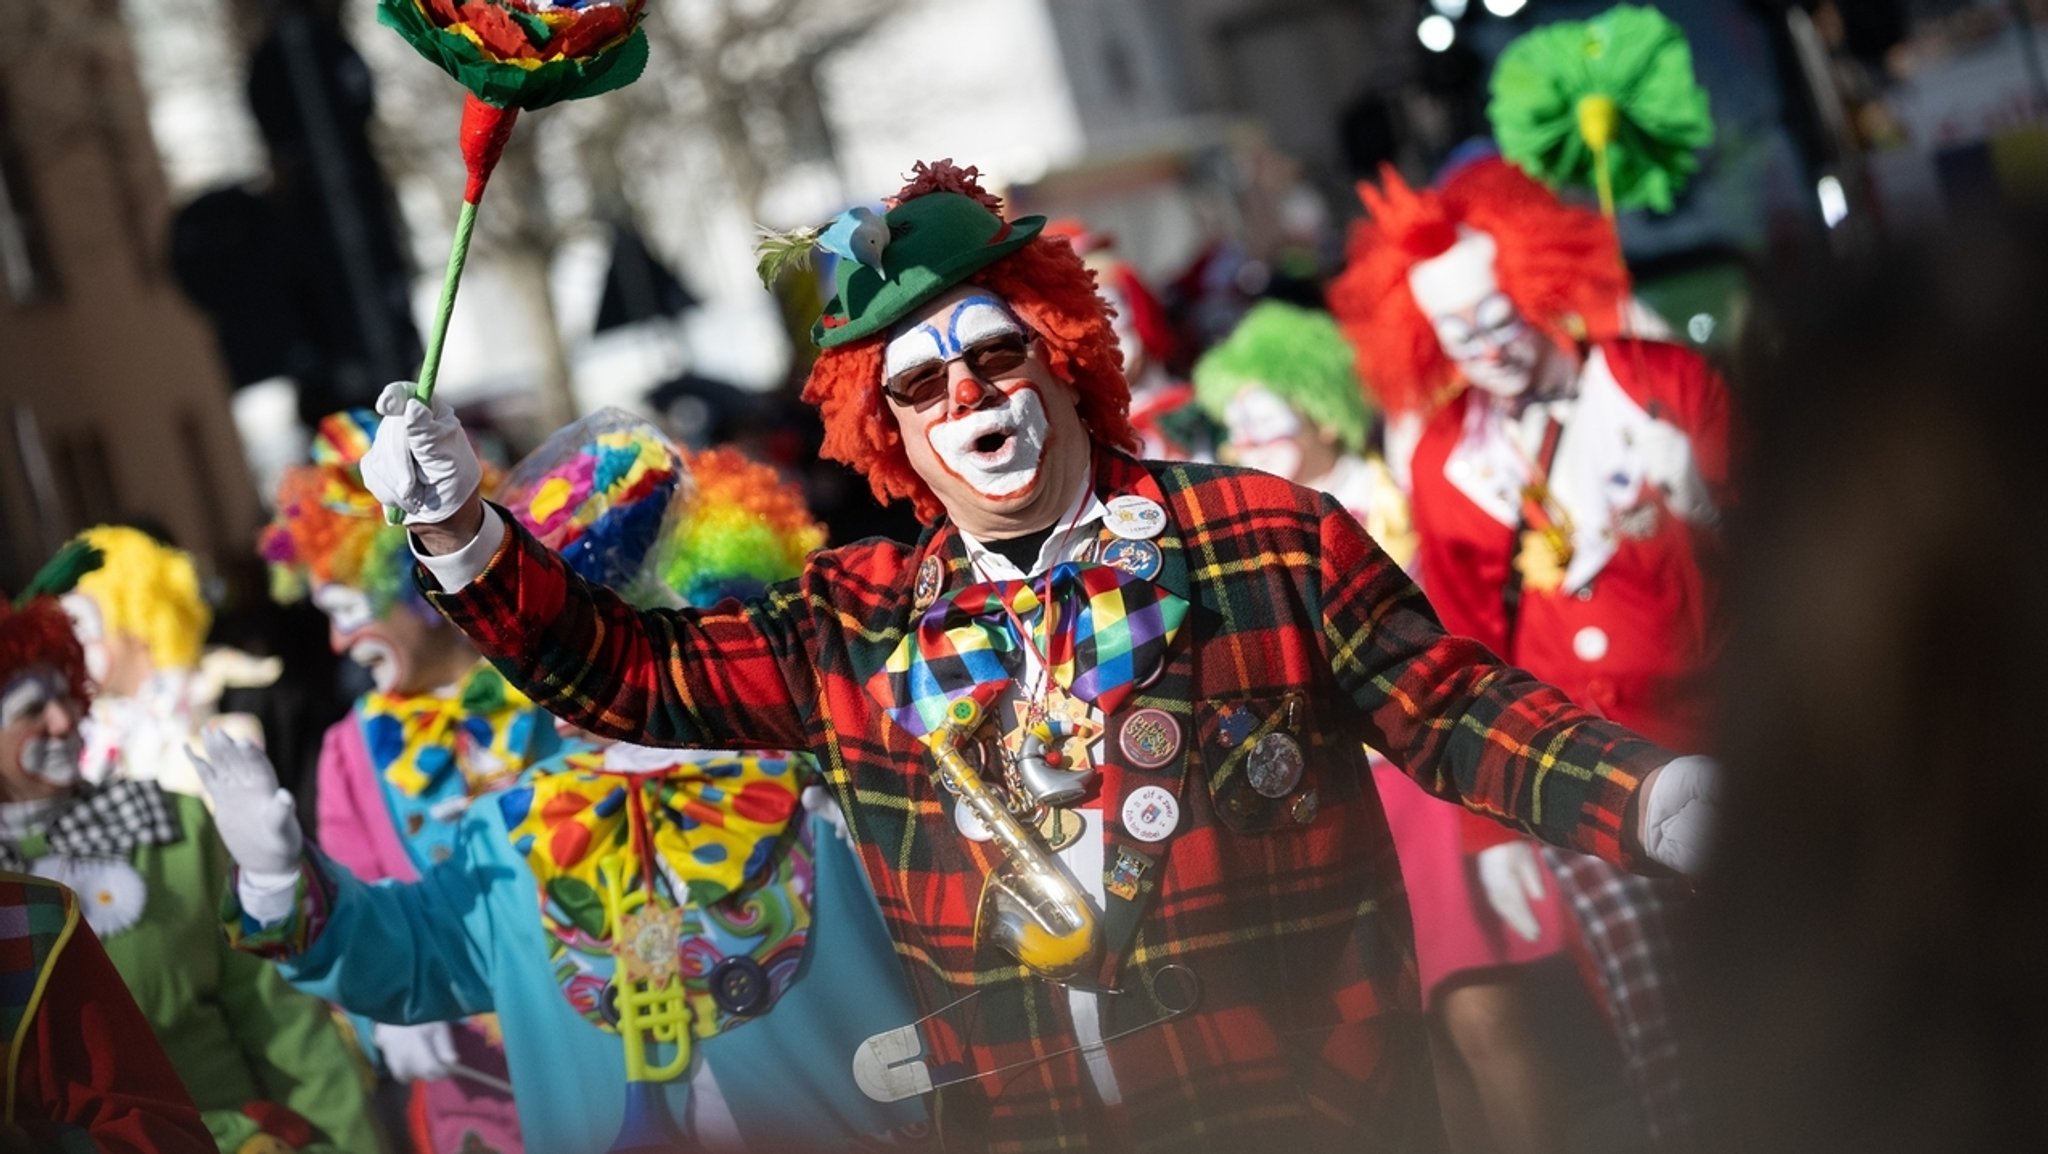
<box><xmin>1409</xmin><ymin>339</ymin><xmax>1732</xmax><ymax>750</ymax></box>
<box><xmin>425</xmin><ymin>449</ymin><xmax>1675</xmax><ymax>1153</ymax></box>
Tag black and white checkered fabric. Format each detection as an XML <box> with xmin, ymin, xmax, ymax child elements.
<box><xmin>0</xmin><ymin>779</ymin><xmax>182</xmax><ymax>872</ymax></box>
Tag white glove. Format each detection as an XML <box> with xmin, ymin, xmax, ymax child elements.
<box><xmin>360</xmin><ymin>382</ymin><xmax>483</xmax><ymax>526</ymax></box>
<box><xmin>1476</xmin><ymin>840</ymin><xmax>1547</xmax><ymax>943</ymax></box>
<box><xmin>1639</xmin><ymin>755</ymin><xmax>1721</xmax><ymax>876</ymax></box>
<box><xmin>187</xmin><ymin>727</ymin><xmax>302</xmax><ymax>876</ymax></box>
<box><xmin>373</xmin><ymin>1021</ymin><xmax>459</xmax><ymax>1083</ymax></box>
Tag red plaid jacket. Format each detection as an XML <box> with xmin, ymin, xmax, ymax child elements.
<box><xmin>427</xmin><ymin>451</ymin><xmax>1670</xmax><ymax>1152</ymax></box>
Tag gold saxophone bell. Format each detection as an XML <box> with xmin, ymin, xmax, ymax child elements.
<box><xmin>930</xmin><ymin>698</ymin><xmax>1101</xmax><ymax>981</ymax></box>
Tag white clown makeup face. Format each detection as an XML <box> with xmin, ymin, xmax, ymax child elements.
<box><xmin>1221</xmin><ymin>387</ymin><xmax>1309</xmax><ymax>482</ymax></box>
<box><xmin>885</xmin><ymin>286</ymin><xmax>1094</xmax><ymax>539</ymax></box>
<box><xmin>1408</xmin><ymin>227</ymin><xmax>1549</xmax><ymax>400</ymax></box>
<box><xmin>0</xmin><ymin>669</ymin><xmax>83</xmax><ymax>797</ymax></box>
<box><xmin>59</xmin><ymin>594</ymin><xmax>109</xmax><ymax>688</ymax></box>
<box><xmin>312</xmin><ymin>583</ymin><xmax>416</xmax><ymax>695</ymax></box>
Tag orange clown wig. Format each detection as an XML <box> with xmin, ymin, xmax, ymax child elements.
<box><xmin>799</xmin><ymin>162</ymin><xmax>1138</xmax><ymax>523</ymax></box>
<box><xmin>1328</xmin><ymin>157</ymin><xmax>1630</xmax><ymax>417</ymax></box>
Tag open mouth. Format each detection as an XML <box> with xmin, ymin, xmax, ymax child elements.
<box><xmin>974</xmin><ymin>430</ymin><xmax>1012</xmax><ymax>455</ymax></box>
<box><xmin>966</xmin><ymin>428</ymin><xmax>1019</xmax><ymax>465</ymax></box>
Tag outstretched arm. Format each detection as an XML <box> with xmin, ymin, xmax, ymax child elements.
<box><xmin>1314</xmin><ymin>494</ymin><xmax>1717</xmax><ymax>874</ymax></box>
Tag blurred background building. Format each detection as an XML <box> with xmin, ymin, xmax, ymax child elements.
<box><xmin>4</xmin><ymin>0</ymin><xmax>2047</xmax><ymax>589</ymax></box>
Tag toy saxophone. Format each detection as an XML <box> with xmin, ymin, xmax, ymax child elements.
<box><xmin>929</xmin><ymin>697</ymin><xmax>1101</xmax><ymax>981</ymax></box>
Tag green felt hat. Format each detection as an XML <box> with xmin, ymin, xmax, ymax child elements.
<box><xmin>812</xmin><ymin>192</ymin><xmax>1044</xmax><ymax>349</ymax></box>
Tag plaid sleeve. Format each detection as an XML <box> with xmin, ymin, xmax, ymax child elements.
<box><xmin>1313</xmin><ymin>492</ymin><xmax>1668</xmax><ymax>871</ymax></box>
<box><xmin>422</xmin><ymin>502</ymin><xmax>817</xmax><ymax>750</ymax></box>
<box><xmin>221</xmin><ymin>856</ymin><xmax>335</xmax><ymax>960</ymax></box>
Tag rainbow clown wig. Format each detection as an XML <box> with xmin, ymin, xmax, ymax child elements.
<box><xmin>661</xmin><ymin>446</ymin><xmax>826</xmax><ymax>606</ymax></box>
<box><xmin>496</xmin><ymin>410</ymin><xmax>826</xmax><ymax>611</ymax></box>
<box><xmin>1191</xmin><ymin>301</ymin><xmax>1376</xmax><ymax>454</ymax></box>
<box><xmin>259</xmin><ymin>410</ymin><xmax>421</xmax><ymax>617</ymax></box>
<box><xmin>1327</xmin><ymin>157</ymin><xmax>1629</xmax><ymax>418</ymax></box>
<box><xmin>68</xmin><ymin>526</ymin><xmax>211</xmax><ymax>672</ymax></box>
<box><xmin>2</xmin><ymin>542</ymin><xmax>103</xmax><ymax>705</ymax></box>
<box><xmin>798</xmin><ymin>160</ymin><xmax>1137</xmax><ymax>523</ymax></box>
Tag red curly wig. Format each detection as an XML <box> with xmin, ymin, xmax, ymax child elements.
<box><xmin>1328</xmin><ymin>158</ymin><xmax>1630</xmax><ymax>417</ymax></box>
<box><xmin>0</xmin><ymin>599</ymin><xmax>91</xmax><ymax>707</ymax></box>
<box><xmin>800</xmin><ymin>166</ymin><xmax>1137</xmax><ymax>524</ymax></box>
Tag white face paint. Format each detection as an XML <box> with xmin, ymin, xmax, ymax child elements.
<box><xmin>1222</xmin><ymin>387</ymin><xmax>1308</xmax><ymax>482</ymax></box>
<box><xmin>60</xmin><ymin>594</ymin><xmax>110</xmax><ymax>687</ymax></box>
<box><xmin>1</xmin><ymin>673</ymin><xmax>81</xmax><ymax>788</ymax></box>
<box><xmin>313</xmin><ymin>584</ymin><xmax>407</xmax><ymax>694</ymax></box>
<box><xmin>1408</xmin><ymin>227</ymin><xmax>1545</xmax><ymax>400</ymax></box>
<box><xmin>889</xmin><ymin>295</ymin><xmax>1051</xmax><ymax>500</ymax></box>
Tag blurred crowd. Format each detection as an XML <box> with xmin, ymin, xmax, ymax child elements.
<box><xmin>4</xmin><ymin>21</ymin><xmax>2048</xmax><ymax>1154</ymax></box>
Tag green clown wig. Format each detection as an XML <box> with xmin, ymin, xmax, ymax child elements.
<box><xmin>1192</xmin><ymin>301</ymin><xmax>1376</xmax><ymax>454</ymax></box>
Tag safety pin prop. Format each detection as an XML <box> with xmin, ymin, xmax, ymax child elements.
<box><xmin>853</xmin><ymin>964</ymin><xmax>1202</xmax><ymax>1103</ymax></box>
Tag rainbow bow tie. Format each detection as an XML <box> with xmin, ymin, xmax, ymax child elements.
<box><xmin>869</xmin><ymin>560</ymin><xmax>1187</xmax><ymax>739</ymax></box>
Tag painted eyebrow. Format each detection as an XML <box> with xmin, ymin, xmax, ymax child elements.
<box><xmin>884</xmin><ymin>324</ymin><xmax>948</xmax><ymax>377</ymax></box>
<box><xmin>945</xmin><ymin>295</ymin><xmax>1022</xmax><ymax>351</ymax></box>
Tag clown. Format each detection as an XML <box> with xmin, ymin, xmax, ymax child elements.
<box><xmin>199</xmin><ymin>418</ymin><xmax>925</xmax><ymax>1153</ymax></box>
<box><xmin>1330</xmin><ymin>157</ymin><xmax>1732</xmax><ymax>1148</ymax></box>
<box><xmin>256</xmin><ymin>409</ymin><xmax>556</xmax><ymax>1154</ymax></box>
<box><xmin>0</xmin><ymin>545</ymin><xmax>380</xmax><ymax>1154</ymax></box>
<box><xmin>350</xmin><ymin>158</ymin><xmax>1718</xmax><ymax>1151</ymax></box>
<box><xmin>1195</xmin><ymin>299</ymin><xmax>1600</xmax><ymax>1153</ymax></box>
<box><xmin>59</xmin><ymin>526</ymin><xmax>220</xmax><ymax>793</ymax></box>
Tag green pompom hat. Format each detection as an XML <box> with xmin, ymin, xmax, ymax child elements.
<box><xmin>1192</xmin><ymin>301</ymin><xmax>1375</xmax><ymax>453</ymax></box>
<box><xmin>812</xmin><ymin>192</ymin><xmax>1045</xmax><ymax>349</ymax></box>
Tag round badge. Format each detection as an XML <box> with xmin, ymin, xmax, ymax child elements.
<box><xmin>953</xmin><ymin>798</ymin><xmax>995</xmax><ymax>842</ymax></box>
<box><xmin>1246</xmin><ymin>732</ymin><xmax>1305</xmax><ymax>799</ymax></box>
<box><xmin>1104</xmin><ymin>495</ymin><xmax>1167</xmax><ymax>541</ymax></box>
<box><xmin>1122</xmin><ymin>784</ymin><xmax>1181</xmax><ymax>842</ymax></box>
<box><xmin>913</xmin><ymin>555</ymin><xmax>944</xmax><ymax>611</ymax></box>
<box><xmin>709</xmin><ymin>955</ymin><xmax>771</xmax><ymax>1017</ymax></box>
<box><xmin>1118</xmin><ymin>708</ymin><xmax>1181</xmax><ymax>770</ymax></box>
<box><xmin>1099</xmin><ymin>538</ymin><xmax>1163</xmax><ymax>581</ymax></box>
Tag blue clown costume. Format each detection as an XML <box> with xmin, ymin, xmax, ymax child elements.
<box><xmin>230</xmin><ymin>414</ymin><xmax>926</xmax><ymax>1151</ymax></box>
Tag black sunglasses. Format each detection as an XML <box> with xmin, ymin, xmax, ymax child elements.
<box><xmin>881</xmin><ymin>331</ymin><xmax>1036</xmax><ymax>411</ymax></box>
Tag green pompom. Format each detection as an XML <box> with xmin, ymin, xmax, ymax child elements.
<box><xmin>1489</xmin><ymin>4</ymin><xmax>1713</xmax><ymax>214</ymax></box>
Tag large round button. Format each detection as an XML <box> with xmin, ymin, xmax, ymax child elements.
<box><xmin>1573</xmin><ymin>626</ymin><xmax>1609</xmax><ymax>662</ymax></box>
<box><xmin>709</xmin><ymin>956</ymin><xmax>771</xmax><ymax>1017</ymax></box>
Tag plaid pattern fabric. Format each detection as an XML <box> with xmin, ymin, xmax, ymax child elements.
<box><xmin>0</xmin><ymin>873</ymin><xmax>78</xmax><ymax>1057</ymax></box>
<box><xmin>0</xmin><ymin>781</ymin><xmax>181</xmax><ymax>874</ymax></box>
<box><xmin>1542</xmin><ymin>848</ymin><xmax>1695</xmax><ymax>1149</ymax></box>
<box><xmin>871</xmin><ymin>562</ymin><xmax>1187</xmax><ymax>738</ymax></box>
<box><xmin>428</xmin><ymin>451</ymin><xmax>1673</xmax><ymax>1151</ymax></box>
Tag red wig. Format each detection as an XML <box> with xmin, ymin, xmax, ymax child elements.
<box><xmin>801</xmin><ymin>169</ymin><xmax>1137</xmax><ymax>524</ymax></box>
<box><xmin>1328</xmin><ymin>159</ymin><xmax>1630</xmax><ymax>417</ymax></box>
<box><xmin>0</xmin><ymin>599</ymin><xmax>91</xmax><ymax>707</ymax></box>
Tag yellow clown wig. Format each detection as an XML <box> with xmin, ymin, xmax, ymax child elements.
<box><xmin>69</xmin><ymin>526</ymin><xmax>211</xmax><ymax>671</ymax></box>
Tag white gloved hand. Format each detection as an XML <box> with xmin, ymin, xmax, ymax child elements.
<box><xmin>1639</xmin><ymin>755</ymin><xmax>1722</xmax><ymax>876</ymax></box>
<box><xmin>360</xmin><ymin>382</ymin><xmax>483</xmax><ymax>526</ymax></box>
<box><xmin>1476</xmin><ymin>840</ymin><xmax>1547</xmax><ymax>943</ymax></box>
<box><xmin>187</xmin><ymin>727</ymin><xmax>302</xmax><ymax>876</ymax></box>
<box><xmin>373</xmin><ymin>1021</ymin><xmax>459</xmax><ymax>1083</ymax></box>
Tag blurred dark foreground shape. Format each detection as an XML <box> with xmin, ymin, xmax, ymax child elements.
<box><xmin>1696</xmin><ymin>206</ymin><xmax>2048</xmax><ymax>1153</ymax></box>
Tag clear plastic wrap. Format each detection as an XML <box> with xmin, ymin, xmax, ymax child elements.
<box><xmin>497</xmin><ymin>408</ymin><xmax>694</xmax><ymax>609</ymax></box>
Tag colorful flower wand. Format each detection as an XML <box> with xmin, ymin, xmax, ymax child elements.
<box><xmin>377</xmin><ymin>0</ymin><xmax>651</xmax><ymax>521</ymax></box>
